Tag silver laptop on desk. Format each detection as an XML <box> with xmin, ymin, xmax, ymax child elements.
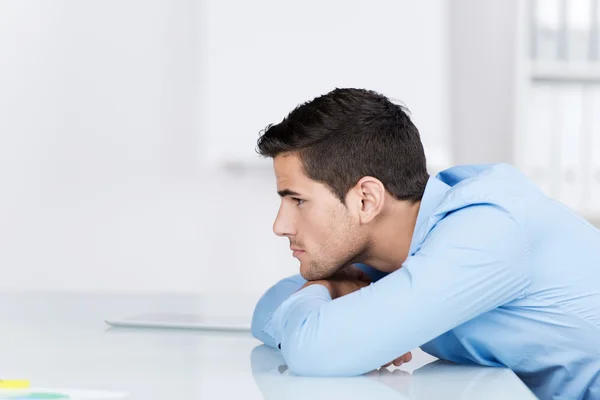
<box><xmin>104</xmin><ymin>293</ymin><xmax>255</xmax><ymax>332</ymax></box>
<box><xmin>105</xmin><ymin>312</ymin><xmax>251</xmax><ymax>331</ymax></box>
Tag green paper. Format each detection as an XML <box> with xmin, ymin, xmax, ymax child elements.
<box><xmin>0</xmin><ymin>394</ymin><xmax>69</xmax><ymax>399</ymax></box>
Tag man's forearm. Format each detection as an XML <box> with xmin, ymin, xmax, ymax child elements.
<box><xmin>251</xmin><ymin>264</ymin><xmax>388</xmax><ymax>348</ymax></box>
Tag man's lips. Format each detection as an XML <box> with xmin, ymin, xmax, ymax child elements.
<box><xmin>291</xmin><ymin>248</ymin><xmax>305</xmax><ymax>257</ymax></box>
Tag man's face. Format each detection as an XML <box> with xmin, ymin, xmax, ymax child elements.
<box><xmin>272</xmin><ymin>154</ymin><xmax>367</xmax><ymax>280</ymax></box>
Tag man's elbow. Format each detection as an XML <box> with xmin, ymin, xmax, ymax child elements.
<box><xmin>282</xmin><ymin>341</ymin><xmax>362</xmax><ymax>377</ymax></box>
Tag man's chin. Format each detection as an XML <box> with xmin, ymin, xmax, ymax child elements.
<box><xmin>300</xmin><ymin>263</ymin><xmax>332</xmax><ymax>281</ymax></box>
<box><xmin>299</xmin><ymin>265</ymin><xmax>313</xmax><ymax>281</ymax></box>
<box><xmin>300</xmin><ymin>264</ymin><xmax>317</xmax><ymax>281</ymax></box>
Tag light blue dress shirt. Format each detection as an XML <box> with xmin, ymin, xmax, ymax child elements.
<box><xmin>251</xmin><ymin>164</ymin><xmax>600</xmax><ymax>400</ymax></box>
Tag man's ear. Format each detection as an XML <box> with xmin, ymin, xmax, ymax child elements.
<box><xmin>350</xmin><ymin>176</ymin><xmax>386</xmax><ymax>224</ymax></box>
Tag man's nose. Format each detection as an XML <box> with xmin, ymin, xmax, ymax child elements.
<box><xmin>273</xmin><ymin>208</ymin><xmax>295</xmax><ymax>237</ymax></box>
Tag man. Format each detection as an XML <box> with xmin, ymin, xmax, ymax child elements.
<box><xmin>250</xmin><ymin>88</ymin><xmax>600</xmax><ymax>399</ymax></box>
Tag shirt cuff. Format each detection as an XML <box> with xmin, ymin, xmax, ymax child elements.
<box><xmin>263</xmin><ymin>283</ymin><xmax>332</xmax><ymax>349</ymax></box>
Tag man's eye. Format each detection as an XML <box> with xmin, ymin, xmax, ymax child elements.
<box><xmin>292</xmin><ymin>198</ymin><xmax>305</xmax><ymax>206</ymax></box>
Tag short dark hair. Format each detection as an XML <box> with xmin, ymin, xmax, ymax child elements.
<box><xmin>256</xmin><ymin>88</ymin><xmax>429</xmax><ymax>203</ymax></box>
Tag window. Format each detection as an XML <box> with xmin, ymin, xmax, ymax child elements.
<box><xmin>515</xmin><ymin>0</ymin><xmax>600</xmax><ymax>221</ymax></box>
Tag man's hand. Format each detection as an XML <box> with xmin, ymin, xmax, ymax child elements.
<box><xmin>381</xmin><ymin>352</ymin><xmax>412</xmax><ymax>368</ymax></box>
<box><xmin>300</xmin><ymin>264</ymin><xmax>371</xmax><ymax>299</ymax></box>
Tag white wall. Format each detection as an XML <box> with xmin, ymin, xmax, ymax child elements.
<box><xmin>201</xmin><ymin>0</ymin><xmax>451</xmax><ymax>171</ymax></box>
<box><xmin>0</xmin><ymin>0</ymin><xmax>450</xmax><ymax>293</ymax></box>
<box><xmin>448</xmin><ymin>0</ymin><xmax>519</xmax><ymax>165</ymax></box>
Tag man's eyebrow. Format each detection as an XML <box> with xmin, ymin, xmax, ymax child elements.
<box><xmin>278</xmin><ymin>189</ymin><xmax>302</xmax><ymax>198</ymax></box>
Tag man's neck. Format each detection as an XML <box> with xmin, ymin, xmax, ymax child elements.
<box><xmin>361</xmin><ymin>200</ymin><xmax>421</xmax><ymax>273</ymax></box>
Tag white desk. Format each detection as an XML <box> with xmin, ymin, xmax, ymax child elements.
<box><xmin>0</xmin><ymin>292</ymin><xmax>538</xmax><ymax>399</ymax></box>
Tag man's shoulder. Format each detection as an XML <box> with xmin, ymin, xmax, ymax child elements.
<box><xmin>436</xmin><ymin>163</ymin><xmax>541</xmax><ymax>212</ymax></box>
<box><xmin>437</xmin><ymin>163</ymin><xmax>531</xmax><ymax>190</ymax></box>
<box><xmin>410</xmin><ymin>163</ymin><xmax>541</xmax><ymax>254</ymax></box>
<box><xmin>420</xmin><ymin>164</ymin><xmax>542</xmax><ymax>238</ymax></box>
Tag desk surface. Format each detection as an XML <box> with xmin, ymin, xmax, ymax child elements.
<box><xmin>0</xmin><ymin>292</ymin><xmax>537</xmax><ymax>400</ymax></box>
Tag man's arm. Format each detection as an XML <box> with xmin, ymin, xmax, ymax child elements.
<box><xmin>267</xmin><ymin>204</ymin><xmax>531</xmax><ymax>376</ymax></box>
<box><xmin>251</xmin><ymin>264</ymin><xmax>388</xmax><ymax>349</ymax></box>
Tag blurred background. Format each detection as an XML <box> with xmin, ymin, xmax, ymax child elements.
<box><xmin>0</xmin><ymin>0</ymin><xmax>598</xmax><ymax>296</ymax></box>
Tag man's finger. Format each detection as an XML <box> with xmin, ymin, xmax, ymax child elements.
<box><xmin>357</xmin><ymin>270</ymin><xmax>371</xmax><ymax>282</ymax></box>
<box><xmin>342</xmin><ymin>265</ymin><xmax>361</xmax><ymax>277</ymax></box>
<box><xmin>387</xmin><ymin>352</ymin><xmax>412</xmax><ymax>367</ymax></box>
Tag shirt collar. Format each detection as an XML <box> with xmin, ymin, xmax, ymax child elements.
<box><xmin>408</xmin><ymin>175</ymin><xmax>451</xmax><ymax>256</ymax></box>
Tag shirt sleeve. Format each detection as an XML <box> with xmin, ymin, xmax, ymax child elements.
<box><xmin>251</xmin><ymin>264</ymin><xmax>389</xmax><ymax>348</ymax></box>
<box><xmin>267</xmin><ymin>204</ymin><xmax>531</xmax><ymax>376</ymax></box>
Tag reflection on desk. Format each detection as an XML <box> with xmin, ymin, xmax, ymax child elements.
<box><xmin>250</xmin><ymin>345</ymin><xmax>538</xmax><ymax>400</ymax></box>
